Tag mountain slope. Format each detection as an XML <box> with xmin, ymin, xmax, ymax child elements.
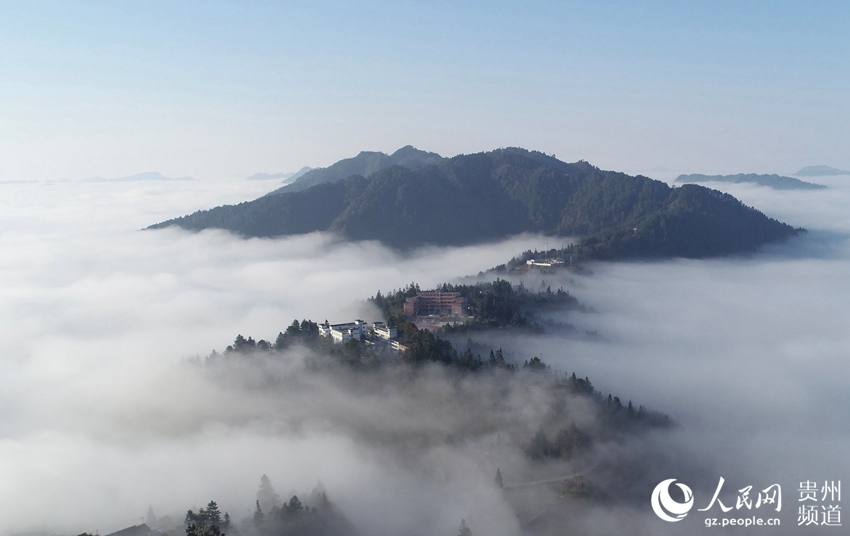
<box><xmin>149</xmin><ymin>148</ymin><xmax>800</xmax><ymax>259</ymax></box>
<box><xmin>675</xmin><ymin>173</ymin><xmax>825</xmax><ymax>190</ymax></box>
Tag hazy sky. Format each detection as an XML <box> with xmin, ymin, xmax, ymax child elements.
<box><xmin>1</xmin><ymin>1</ymin><xmax>847</xmax><ymax>181</ymax></box>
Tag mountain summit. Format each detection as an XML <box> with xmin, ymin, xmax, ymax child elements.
<box><xmin>794</xmin><ymin>165</ymin><xmax>850</xmax><ymax>177</ymax></box>
<box><xmin>149</xmin><ymin>147</ymin><xmax>800</xmax><ymax>259</ymax></box>
<box><xmin>268</xmin><ymin>145</ymin><xmax>444</xmax><ymax>194</ymax></box>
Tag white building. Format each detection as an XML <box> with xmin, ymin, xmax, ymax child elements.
<box><xmin>319</xmin><ymin>319</ymin><xmax>366</xmax><ymax>344</ymax></box>
<box><xmin>526</xmin><ymin>258</ymin><xmax>565</xmax><ymax>267</ymax></box>
<box><xmin>320</xmin><ymin>319</ymin><xmax>400</xmax><ymax>346</ymax></box>
<box><xmin>372</xmin><ymin>321</ymin><xmax>398</xmax><ymax>341</ymax></box>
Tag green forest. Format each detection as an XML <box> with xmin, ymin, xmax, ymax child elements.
<box><xmin>149</xmin><ymin>147</ymin><xmax>800</xmax><ymax>260</ymax></box>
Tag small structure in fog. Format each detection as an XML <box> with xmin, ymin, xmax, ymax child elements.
<box><xmin>526</xmin><ymin>258</ymin><xmax>565</xmax><ymax>268</ymax></box>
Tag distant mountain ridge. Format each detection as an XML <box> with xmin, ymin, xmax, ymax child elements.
<box><xmin>675</xmin><ymin>173</ymin><xmax>825</xmax><ymax>190</ymax></box>
<box><xmin>83</xmin><ymin>172</ymin><xmax>194</xmax><ymax>182</ymax></box>
<box><xmin>794</xmin><ymin>165</ymin><xmax>850</xmax><ymax>177</ymax></box>
<box><xmin>247</xmin><ymin>167</ymin><xmax>313</xmax><ymax>182</ymax></box>
<box><xmin>268</xmin><ymin>145</ymin><xmax>444</xmax><ymax>194</ymax></box>
<box><xmin>149</xmin><ymin>147</ymin><xmax>800</xmax><ymax>259</ymax></box>
<box><xmin>247</xmin><ymin>172</ymin><xmax>290</xmax><ymax>181</ymax></box>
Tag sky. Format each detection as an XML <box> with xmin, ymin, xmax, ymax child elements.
<box><xmin>1</xmin><ymin>1</ymin><xmax>848</xmax><ymax>182</ymax></box>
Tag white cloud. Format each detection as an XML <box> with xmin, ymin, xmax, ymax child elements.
<box><xmin>1</xmin><ymin>177</ymin><xmax>847</xmax><ymax>535</ymax></box>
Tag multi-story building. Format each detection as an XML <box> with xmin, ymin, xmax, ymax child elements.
<box><xmin>372</xmin><ymin>321</ymin><xmax>398</xmax><ymax>341</ymax></box>
<box><xmin>319</xmin><ymin>319</ymin><xmax>400</xmax><ymax>345</ymax></box>
<box><xmin>318</xmin><ymin>319</ymin><xmax>366</xmax><ymax>344</ymax></box>
<box><xmin>403</xmin><ymin>290</ymin><xmax>467</xmax><ymax>317</ymax></box>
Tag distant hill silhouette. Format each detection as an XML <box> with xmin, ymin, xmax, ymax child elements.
<box><xmin>268</xmin><ymin>145</ymin><xmax>444</xmax><ymax>194</ymax></box>
<box><xmin>149</xmin><ymin>147</ymin><xmax>800</xmax><ymax>259</ymax></box>
<box><xmin>247</xmin><ymin>167</ymin><xmax>313</xmax><ymax>182</ymax></box>
<box><xmin>675</xmin><ymin>173</ymin><xmax>825</xmax><ymax>190</ymax></box>
<box><xmin>794</xmin><ymin>165</ymin><xmax>850</xmax><ymax>177</ymax></box>
<box><xmin>248</xmin><ymin>172</ymin><xmax>290</xmax><ymax>181</ymax></box>
<box><xmin>83</xmin><ymin>172</ymin><xmax>194</xmax><ymax>182</ymax></box>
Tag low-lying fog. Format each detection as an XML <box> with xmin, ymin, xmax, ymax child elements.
<box><xmin>1</xmin><ymin>176</ymin><xmax>847</xmax><ymax>535</ymax></box>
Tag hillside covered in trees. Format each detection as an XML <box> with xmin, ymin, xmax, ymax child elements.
<box><xmin>164</xmin><ymin>311</ymin><xmax>674</xmax><ymax>536</ymax></box>
<box><xmin>148</xmin><ymin>147</ymin><xmax>800</xmax><ymax>260</ymax></box>
<box><xmin>92</xmin><ymin>275</ymin><xmax>693</xmax><ymax>536</ymax></box>
<box><xmin>372</xmin><ymin>279</ymin><xmax>582</xmax><ymax>334</ymax></box>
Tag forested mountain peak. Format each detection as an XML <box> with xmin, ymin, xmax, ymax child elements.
<box><xmin>150</xmin><ymin>148</ymin><xmax>800</xmax><ymax>259</ymax></box>
<box><xmin>269</xmin><ymin>145</ymin><xmax>445</xmax><ymax>194</ymax></box>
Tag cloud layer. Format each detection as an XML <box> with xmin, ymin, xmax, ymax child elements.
<box><xmin>1</xmin><ymin>177</ymin><xmax>848</xmax><ymax>535</ymax></box>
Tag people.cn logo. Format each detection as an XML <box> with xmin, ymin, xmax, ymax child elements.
<box><xmin>651</xmin><ymin>479</ymin><xmax>694</xmax><ymax>522</ymax></box>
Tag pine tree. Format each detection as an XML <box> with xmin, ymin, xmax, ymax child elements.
<box><xmin>253</xmin><ymin>500</ymin><xmax>264</xmax><ymax>527</ymax></box>
<box><xmin>495</xmin><ymin>468</ymin><xmax>503</xmax><ymax>488</ymax></box>
<box><xmin>258</xmin><ymin>474</ymin><xmax>280</xmax><ymax>513</ymax></box>
<box><xmin>285</xmin><ymin>495</ymin><xmax>304</xmax><ymax>516</ymax></box>
<box><xmin>528</xmin><ymin>429</ymin><xmax>551</xmax><ymax>459</ymax></box>
<box><xmin>457</xmin><ymin>519</ymin><xmax>472</xmax><ymax>536</ymax></box>
<box><xmin>318</xmin><ymin>492</ymin><xmax>332</xmax><ymax>512</ymax></box>
<box><xmin>204</xmin><ymin>501</ymin><xmax>222</xmax><ymax>524</ymax></box>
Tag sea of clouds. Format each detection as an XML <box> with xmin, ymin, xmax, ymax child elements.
<box><xmin>1</xmin><ymin>175</ymin><xmax>848</xmax><ymax>535</ymax></box>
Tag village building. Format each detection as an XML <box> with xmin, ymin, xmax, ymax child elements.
<box><xmin>318</xmin><ymin>319</ymin><xmax>366</xmax><ymax>344</ymax></box>
<box><xmin>319</xmin><ymin>319</ymin><xmax>400</xmax><ymax>347</ymax></box>
<box><xmin>372</xmin><ymin>321</ymin><xmax>397</xmax><ymax>341</ymax></box>
<box><xmin>403</xmin><ymin>290</ymin><xmax>467</xmax><ymax>317</ymax></box>
<box><xmin>526</xmin><ymin>258</ymin><xmax>565</xmax><ymax>267</ymax></box>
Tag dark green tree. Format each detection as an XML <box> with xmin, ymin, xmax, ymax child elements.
<box><xmin>252</xmin><ymin>500</ymin><xmax>264</xmax><ymax>527</ymax></box>
<box><xmin>258</xmin><ymin>474</ymin><xmax>280</xmax><ymax>513</ymax></box>
<box><xmin>527</xmin><ymin>429</ymin><xmax>551</xmax><ymax>459</ymax></box>
<box><xmin>284</xmin><ymin>495</ymin><xmax>304</xmax><ymax>516</ymax></box>
<box><xmin>185</xmin><ymin>521</ymin><xmax>223</xmax><ymax>536</ymax></box>
<box><xmin>204</xmin><ymin>501</ymin><xmax>222</xmax><ymax>524</ymax></box>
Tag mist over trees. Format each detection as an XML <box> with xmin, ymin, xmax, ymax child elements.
<box><xmin>371</xmin><ymin>279</ymin><xmax>581</xmax><ymax>335</ymax></box>
<box><xmin>172</xmin><ymin>479</ymin><xmax>356</xmax><ymax>536</ymax></box>
<box><xmin>167</xmin><ymin>257</ymin><xmax>694</xmax><ymax>536</ymax></box>
<box><xmin>172</xmin><ymin>312</ymin><xmax>679</xmax><ymax>536</ymax></box>
<box><xmin>244</xmin><ymin>478</ymin><xmax>357</xmax><ymax>536</ymax></box>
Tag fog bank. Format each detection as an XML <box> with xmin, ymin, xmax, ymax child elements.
<box><xmin>2</xmin><ymin>177</ymin><xmax>848</xmax><ymax>535</ymax></box>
